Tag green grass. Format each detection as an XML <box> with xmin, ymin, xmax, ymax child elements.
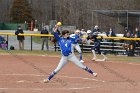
<box><xmin>0</xmin><ymin>49</ymin><xmax>61</xmax><ymax>56</ymax></box>
<box><xmin>83</xmin><ymin>53</ymin><xmax>140</xmax><ymax>63</ymax></box>
<box><xmin>32</xmin><ymin>36</ymin><xmax>41</xmax><ymax>44</ymax></box>
<box><xmin>0</xmin><ymin>49</ymin><xmax>140</xmax><ymax>63</ymax></box>
<box><xmin>32</xmin><ymin>36</ymin><xmax>54</xmax><ymax>46</ymax></box>
<box><xmin>107</xmin><ymin>54</ymin><xmax>140</xmax><ymax>62</ymax></box>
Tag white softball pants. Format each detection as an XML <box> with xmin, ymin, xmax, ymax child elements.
<box><xmin>54</xmin><ymin>53</ymin><xmax>86</xmax><ymax>73</ymax></box>
<box><xmin>72</xmin><ymin>44</ymin><xmax>82</xmax><ymax>53</ymax></box>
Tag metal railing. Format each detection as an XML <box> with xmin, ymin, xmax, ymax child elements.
<box><xmin>0</xmin><ymin>32</ymin><xmax>140</xmax><ymax>56</ymax></box>
<box><xmin>0</xmin><ymin>32</ymin><xmax>53</xmax><ymax>51</ymax></box>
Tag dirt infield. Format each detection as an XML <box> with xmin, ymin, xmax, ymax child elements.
<box><xmin>0</xmin><ymin>54</ymin><xmax>140</xmax><ymax>93</ymax></box>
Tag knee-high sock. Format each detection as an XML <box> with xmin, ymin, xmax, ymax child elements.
<box><xmin>84</xmin><ymin>67</ymin><xmax>94</xmax><ymax>74</ymax></box>
<box><xmin>48</xmin><ymin>71</ymin><xmax>56</xmax><ymax>80</ymax></box>
<box><xmin>92</xmin><ymin>50</ymin><xmax>96</xmax><ymax>58</ymax></box>
<box><xmin>79</xmin><ymin>53</ymin><xmax>82</xmax><ymax>60</ymax></box>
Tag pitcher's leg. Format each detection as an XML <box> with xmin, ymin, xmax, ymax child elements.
<box><xmin>54</xmin><ymin>56</ymin><xmax>68</xmax><ymax>73</ymax></box>
<box><xmin>47</xmin><ymin>56</ymin><xmax>68</xmax><ymax>81</ymax></box>
<box><xmin>68</xmin><ymin>54</ymin><xmax>97</xmax><ymax>76</ymax></box>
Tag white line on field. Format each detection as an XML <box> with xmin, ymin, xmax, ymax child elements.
<box><xmin>0</xmin><ymin>87</ymin><xmax>92</xmax><ymax>91</ymax></box>
<box><xmin>106</xmin><ymin>61</ymin><xmax>140</xmax><ymax>66</ymax></box>
<box><xmin>0</xmin><ymin>73</ymin><xmax>105</xmax><ymax>82</ymax></box>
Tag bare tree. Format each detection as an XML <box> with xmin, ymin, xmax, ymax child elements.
<box><xmin>1</xmin><ymin>0</ymin><xmax>140</xmax><ymax>32</ymax></box>
<box><xmin>10</xmin><ymin>0</ymin><xmax>33</xmax><ymax>23</ymax></box>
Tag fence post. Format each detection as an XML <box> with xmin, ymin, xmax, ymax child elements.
<box><xmin>7</xmin><ymin>35</ymin><xmax>9</xmax><ymax>50</ymax></box>
<box><xmin>31</xmin><ymin>36</ymin><xmax>32</xmax><ymax>51</ymax></box>
<box><xmin>54</xmin><ymin>43</ymin><xmax>56</xmax><ymax>52</ymax></box>
<box><xmin>111</xmin><ymin>40</ymin><xmax>116</xmax><ymax>54</ymax></box>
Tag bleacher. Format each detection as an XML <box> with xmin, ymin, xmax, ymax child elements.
<box><xmin>54</xmin><ymin>41</ymin><xmax>140</xmax><ymax>56</ymax></box>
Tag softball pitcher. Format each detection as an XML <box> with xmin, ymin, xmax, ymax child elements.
<box><xmin>43</xmin><ymin>26</ymin><xmax>97</xmax><ymax>83</ymax></box>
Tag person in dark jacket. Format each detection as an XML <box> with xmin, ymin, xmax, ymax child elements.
<box><xmin>106</xmin><ymin>27</ymin><xmax>116</xmax><ymax>43</ymax></box>
<box><xmin>41</xmin><ymin>27</ymin><xmax>49</xmax><ymax>50</ymax></box>
<box><xmin>106</xmin><ymin>27</ymin><xmax>116</xmax><ymax>37</ymax></box>
<box><xmin>134</xmin><ymin>27</ymin><xmax>140</xmax><ymax>38</ymax></box>
<box><xmin>15</xmin><ymin>26</ymin><xmax>25</xmax><ymax>50</ymax></box>
<box><xmin>133</xmin><ymin>27</ymin><xmax>140</xmax><ymax>47</ymax></box>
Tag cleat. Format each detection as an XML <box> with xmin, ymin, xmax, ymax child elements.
<box><xmin>105</xmin><ymin>56</ymin><xmax>108</xmax><ymax>60</ymax></box>
<box><xmin>93</xmin><ymin>73</ymin><xmax>97</xmax><ymax>77</ymax></box>
<box><xmin>43</xmin><ymin>79</ymin><xmax>49</xmax><ymax>83</ymax></box>
<box><xmin>80</xmin><ymin>60</ymin><xmax>84</xmax><ymax>63</ymax></box>
<box><xmin>92</xmin><ymin>58</ymin><xmax>96</xmax><ymax>61</ymax></box>
<box><xmin>104</xmin><ymin>57</ymin><xmax>107</xmax><ymax>61</ymax></box>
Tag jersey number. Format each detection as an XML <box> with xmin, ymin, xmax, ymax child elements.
<box><xmin>65</xmin><ymin>43</ymin><xmax>68</xmax><ymax>47</ymax></box>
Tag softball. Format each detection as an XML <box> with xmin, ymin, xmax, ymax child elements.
<box><xmin>56</xmin><ymin>22</ymin><xmax>62</xmax><ymax>26</ymax></box>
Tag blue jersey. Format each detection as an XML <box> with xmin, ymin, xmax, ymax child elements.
<box><xmin>70</xmin><ymin>34</ymin><xmax>82</xmax><ymax>44</ymax></box>
<box><xmin>54</xmin><ymin>32</ymin><xmax>74</xmax><ymax>56</ymax></box>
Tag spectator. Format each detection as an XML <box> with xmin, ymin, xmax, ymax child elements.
<box><xmin>41</xmin><ymin>27</ymin><xmax>49</xmax><ymax>50</ymax></box>
<box><xmin>106</xmin><ymin>27</ymin><xmax>116</xmax><ymax>37</ymax></box>
<box><xmin>133</xmin><ymin>33</ymin><xmax>140</xmax><ymax>47</ymax></box>
<box><xmin>123</xmin><ymin>27</ymin><xmax>133</xmax><ymax>37</ymax></box>
<box><xmin>106</xmin><ymin>27</ymin><xmax>116</xmax><ymax>42</ymax></box>
<box><xmin>123</xmin><ymin>31</ymin><xmax>133</xmax><ymax>55</ymax></box>
<box><xmin>133</xmin><ymin>27</ymin><xmax>140</xmax><ymax>47</ymax></box>
<box><xmin>15</xmin><ymin>25</ymin><xmax>25</xmax><ymax>50</ymax></box>
<box><xmin>123</xmin><ymin>31</ymin><xmax>132</xmax><ymax>44</ymax></box>
<box><xmin>92</xmin><ymin>25</ymin><xmax>101</xmax><ymax>34</ymax></box>
<box><xmin>80</xmin><ymin>29</ymin><xmax>87</xmax><ymax>37</ymax></box>
<box><xmin>0</xmin><ymin>36</ymin><xmax>7</xmax><ymax>50</ymax></box>
<box><xmin>134</xmin><ymin>27</ymin><xmax>140</xmax><ymax>38</ymax></box>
